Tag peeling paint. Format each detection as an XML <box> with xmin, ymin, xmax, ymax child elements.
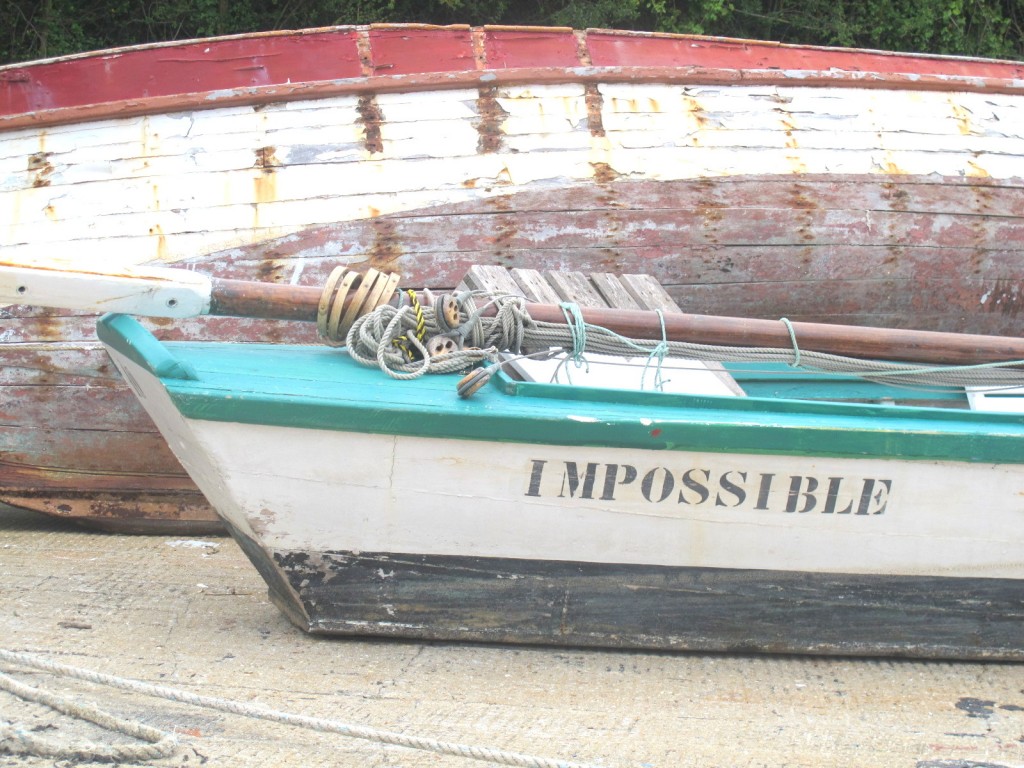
<box><xmin>966</xmin><ymin>159</ymin><xmax>991</xmax><ymax>178</ymax></box>
<box><xmin>591</xmin><ymin>161</ymin><xmax>620</xmax><ymax>184</ymax></box>
<box><xmin>949</xmin><ymin>98</ymin><xmax>974</xmax><ymax>136</ymax></box>
<box><xmin>983</xmin><ymin>278</ymin><xmax>1024</xmax><ymax>316</ymax></box>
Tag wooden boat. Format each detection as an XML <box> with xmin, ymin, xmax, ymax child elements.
<box><xmin>5</xmin><ymin>260</ymin><xmax>1024</xmax><ymax>658</ymax></box>
<box><xmin>3</xmin><ymin>26</ymin><xmax>1024</xmax><ymax>533</ymax></box>
<box><xmin>95</xmin><ymin>302</ymin><xmax>1024</xmax><ymax>658</ymax></box>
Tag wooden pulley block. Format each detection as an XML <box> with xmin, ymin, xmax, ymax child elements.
<box><xmin>425</xmin><ymin>334</ymin><xmax>462</xmax><ymax>358</ymax></box>
<box><xmin>456</xmin><ymin>367</ymin><xmax>492</xmax><ymax>398</ymax></box>
<box><xmin>317</xmin><ymin>267</ymin><xmax>401</xmax><ymax>345</ymax></box>
<box><xmin>434</xmin><ymin>294</ymin><xmax>460</xmax><ymax>334</ymax></box>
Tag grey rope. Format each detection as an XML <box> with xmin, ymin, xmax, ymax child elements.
<box><xmin>344</xmin><ymin>294</ymin><xmax>1024</xmax><ymax>390</ymax></box>
<box><xmin>0</xmin><ymin>668</ymin><xmax>177</xmax><ymax>762</ymax></box>
<box><xmin>779</xmin><ymin>317</ymin><xmax>801</xmax><ymax>367</ymax></box>
<box><xmin>0</xmin><ymin>649</ymin><xmax>598</xmax><ymax>768</ymax></box>
<box><xmin>536</xmin><ymin>321</ymin><xmax>1024</xmax><ymax>388</ymax></box>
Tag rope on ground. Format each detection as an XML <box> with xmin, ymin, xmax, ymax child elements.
<box><xmin>0</xmin><ymin>667</ymin><xmax>177</xmax><ymax>762</ymax></box>
<box><xmin>0</xmin><ymin>649</ymin><xmax>601</xmax><ymax>768</ymax></box>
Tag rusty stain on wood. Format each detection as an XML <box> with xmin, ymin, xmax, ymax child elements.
<box><xmin>584</xmin><ymin>83</ymin><xmax>605</xmax><ymax>137</ymax></box>
<box><xmin>252</xmin><ymin>145</ymin><xmax>279</xmax><ymax>215</ymax></box>
<box><xmin>967</xmin><ymin>158</ymin><xmax>991</xmax><ymax>178</ymax></box>
<box><xmin>356</xmin><ymin>94</ymin><xmax>384</xmax><ymax>154</ymax></box>
<box><xmin>255</xmin><ymin>257</ymin><xmax>285</xmax><ymax>284</ymax></box>
<box><xmin>471</xmin><ymin>27</ymin><xmax>488</xmax><ymax>69</ymax></box>
<box><xmin>882</xmin><ymin>181</ymin><xmax>910</xmax><ymax>210</ymax></box>
<box><xmin>483</xmin><ymin>194</ymin><xmax>518</xmax><ymax>262</ymax></box>
<box><xmin>254</xmin><ymin>145</ymin><xmax>279</xmax><ymax>170</ymax></box>
<box><xmin>685</xmin><ymin>95</ymin><xmax>709</xmax><ymax>129</ymax></box>
<box><xmin>355</xmin><ymin>28</ymin><xmax>373</xmax><ymax>77</ymax></box>
<box><xmin>573</xmin><ymin>30</ymin><xmax>591</xmax><ymax>66</ymax></box>
<box><xmin>591</xmin><ymin>162</ymin><xmax>620</xmax><ymax>184</ymax></box>
<box><xmin>949</xmin><ymin>98</ymin><xmax>974</xmax><ymax>135</ymax></box>
<box><xmin>475</xmin><ymin>86</ymin><xmax>508</xmax><ymax>154</ymax></box>
<box><xmin>367</xmin><ymin>216</ymin><xmax>403</xmax><ymax>270</ymax></box>
<box><xmin>28</xmin><ymin>151</ymin><xmax>53</xmax><ymax>187</ymax></box>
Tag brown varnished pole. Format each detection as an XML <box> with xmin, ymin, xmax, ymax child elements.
<box><xmin>209</xmin><ymin>278</ymin><xmax>322</xmax><ymax>322</ymax></box>
<box><xmin>207</xmin><ymin>276</ymin><xmax>1024</xmax><ymax>367</ymax></box>
<box><xmin>522</xmin><ymin>303</ymin><xmax>1024</xmax><ymax>367</ymax></box>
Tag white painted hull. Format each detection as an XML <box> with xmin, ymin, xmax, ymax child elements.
<box><xmin>5</xmin><ymin>84</ymin><xmax>1022</xmax><ymax>270</ymax></box>
<box><xmin>109</xmin><ymin>347</ymin><xmax>1024</xmax><ymax>580</ymax></box>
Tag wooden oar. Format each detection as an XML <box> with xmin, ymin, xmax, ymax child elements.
<box><xmin>3</xmin><ymin>259</ymin><xmax>1023</xmax><ymax>367</ymax></box>
<box><xmin>0</xmin><ymin>259</ymin><xmax>323</xmax><ymax>320</ymax></box>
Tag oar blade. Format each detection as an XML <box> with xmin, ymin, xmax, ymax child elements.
<box><xmin>0</xmin><ymin>260</ymin><xmax>212</xmax><ymax>317</ymax></box>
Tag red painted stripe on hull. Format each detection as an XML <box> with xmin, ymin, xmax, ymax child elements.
<box><xmin>4</xmin><ymin>26</ymin><xmax>1024</xmax><ymax>129</ymax></box>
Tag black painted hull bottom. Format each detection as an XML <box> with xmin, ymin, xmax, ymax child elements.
<box><xmin>230</xmin><ymin>531</ymin><xmax>1023</xmax><ymax>660</ymax></box>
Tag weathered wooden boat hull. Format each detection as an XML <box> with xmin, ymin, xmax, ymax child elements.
<box><xmin>261</xmin><ymin>547</ymin><xmax>1023</xmax><ymax>658</ymax></box>
<box><xmin>4</xmin><ymin>26</ymin><xmax>1024</xmax><ymax>530</ymax></box>
<box><xmin>96</xmin><ymin>313</ymin><xmax>1024</xmax><ymax>658</ymax></box>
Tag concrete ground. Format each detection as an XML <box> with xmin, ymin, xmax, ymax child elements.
<box><xmin>1</xmin><ymin>502</ymin><xmax>1022</xmax><ymax>768</ymax></box>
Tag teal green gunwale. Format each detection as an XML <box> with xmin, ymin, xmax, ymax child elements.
<box><xmin>98</xmin><ymin>314</ymin><xmax>1024</xmax><ymax>465</ymax></box>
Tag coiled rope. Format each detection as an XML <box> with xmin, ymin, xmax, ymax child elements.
<box><xmin>345</xmin><ymin>292</ymin><xmax>532</xmax><ymax>379</ymax></box>
<box><xmin>343</xmin><ymin>293</ymin><xmax>1024</xmax><ymax>391</ymax></box>
<box><xmin>0</xmin><ymin>649</ymin><xmax>600</xmax><ymax>768</ymax></box>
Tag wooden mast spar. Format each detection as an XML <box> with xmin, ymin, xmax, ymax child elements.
<box><xmin>4</xmin><ymin>262</ymin><xmax>1024</xmax><ymax>368</ymax></box>
<box><xmin>207</xmin><ymin>273</ymin><xmax>1024</xmax><ymax>368</ymax></box>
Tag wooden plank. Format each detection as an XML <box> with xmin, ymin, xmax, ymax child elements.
<box><xmin>509</xmin><ymin>268</ymin><xmax>562</xmax><ymax>304</ymax></box>
<box><xmin>545</xmin><ymin>271</ymin><xmax>608</xmax><ymax>307</ymax></box>
<box><xmin>6</xmin><ymin>83</ymin><xmax>1024</xmax><ymax>272</ymax></box>
<box><xmin>590</xmin><ymin>272</ymin><xmax>643</xmax><ymax>310</ymax></box>
<box><xmin>458</xmin><ymin>264</ymin><xmax>526</xmax><ymax>296</ymax></box>
<box><xmin>5</xmin><ymin>25</ymin><xmax>1024</xmax><ymax>129</ymax></box>
<box><xmin>620</xmin><ymin>273</ymin><xmax>682</xmax><ymax>311</ymax></box>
